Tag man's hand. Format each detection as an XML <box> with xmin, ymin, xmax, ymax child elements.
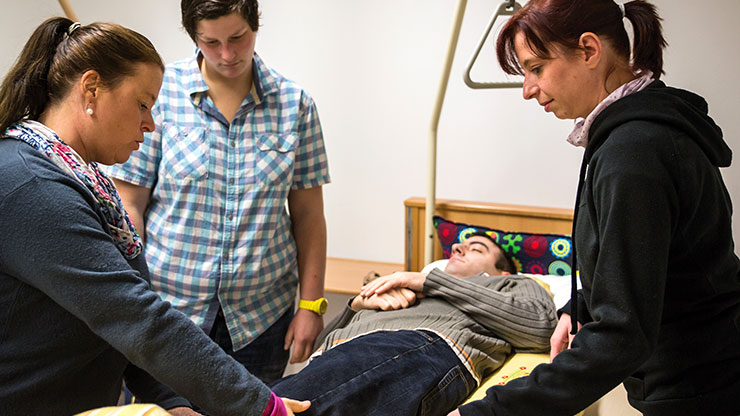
<box><xmin>549</xmin><ymin>313</ymin><xmax>582</xmax><ymax>361</ymax></box>
<box><xmin>282</xmin><ymin>397</ymin><xmax>311</xmax><ymax>415</ymax></box>
<box><xmin>284</xmin><ymin>309</ymin><xmax>323</xmax><ymax>364</ymax></box>
<box><xmin>359</xmin><ymin>271</ymin><xmax>427</xmax><ymax>298</ymax></box>
<box><xmin>351</xmin><ymin>288</ymin><xmax>417</xmax><ymax>311</ymax></box>
<box><xmin>167</xmin><ymin>407</ymin><xmax>202</xmax><ymax>416</ymax></box>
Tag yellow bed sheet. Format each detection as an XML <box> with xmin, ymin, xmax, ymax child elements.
<box><xmin>464</xmin><ymin>352</ymin><xmax>584</xmax><ymax>416</ymax></box>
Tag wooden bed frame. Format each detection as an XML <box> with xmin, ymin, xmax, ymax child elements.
<box><xmin>324</xmin><ymin>197</ymin><xmax>573</xmax><ymax>295</ymax></box>
<box><xmin>404</xmin><ymin>196</ymin><xmax>574</xmax><ymax>272</ymax></box>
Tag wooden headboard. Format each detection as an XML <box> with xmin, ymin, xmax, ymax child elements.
<box><xmin>404</xmin><ymin>197</ymin><xmax>574</xmax><ymax>272</ymax></box>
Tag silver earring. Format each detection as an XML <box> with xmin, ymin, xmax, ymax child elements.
<box><xmin>86</xmin><ymin>107</ymin><xmax>94</xmax><ymax>116</ymax></box>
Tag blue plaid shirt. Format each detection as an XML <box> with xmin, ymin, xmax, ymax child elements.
<box><xmin>105</xmin><ymin>52</ymin><xmax>330</xmax><ymax>349</ymax></box>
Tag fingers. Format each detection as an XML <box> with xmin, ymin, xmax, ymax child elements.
<box><xmin>399</xmin><ymin>287</ymin><xmax>417</xmax><ymax>304</ymax></box>
<box><xmin>290</xmin><ymin>338</ymin><xmax>312</xmax><ymax>364</ymax></box>
<box><xmin>281</xmin><ymin>397</ymin><xmax>311</xmax><ymax>415</ymax></box>
<box><xmin>284</xmin><ymin>326</ymin><xmax>295</xmax><ymax>352</ymax></box>
<box><xmin>373</xmin><ymin>289</ymin><xmax>416</xmax><ymax>311</ymax></box>
<box><xmin>550</xmin><ymin>337</ymin><xmax>568</xmax><ymax>361</ymax></box>
<box><xmin>360</xmin><ymin>276</ymin><xmax>393</xmax><ymax>297</ymax></box>
<box><xmin>360</xmin><ymin>271</ymin><xmax>408</xmax><ymax>296</ymax></box>
<box><xmin>549</xmin><ymin>313</ymin><xmax>572</xmax><ymax>362</ymax></box>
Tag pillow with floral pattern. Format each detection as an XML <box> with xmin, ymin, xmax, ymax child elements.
<box><xmin>433</xmin><ymin>215</ymin><xmax>572</xmax><ymax>275</ymax></box>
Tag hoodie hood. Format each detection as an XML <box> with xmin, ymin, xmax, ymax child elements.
<box><xmin>586</xmin><ymin>80</ymin><xmax>731</xmax><ymax>168</ymax></box>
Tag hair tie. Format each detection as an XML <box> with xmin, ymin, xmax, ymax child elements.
<box><xmin>67</xmin><ymin>22</ymin><xmax>81</xmax><ymax>36</ymax></box>
<box><xmin>618</xmin><ymin>3</ymin><xmax>626</xmax><ymax>18</ymax></box>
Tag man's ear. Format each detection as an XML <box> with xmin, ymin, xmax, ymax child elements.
<box><xmin>579</xmin><ymin>32</ymin><xmax>603</xmax><ymax>69</ymax></box>
<box><xmin>500</xmin><ymin>271</ymin><xmax>511</xmax><ymax>276</ymax></box>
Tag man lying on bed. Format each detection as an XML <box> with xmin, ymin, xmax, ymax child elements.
<box><xmin>271</xmin><ymin>232</ymin><xmax>558</xmax><ymax>416</ymax></box>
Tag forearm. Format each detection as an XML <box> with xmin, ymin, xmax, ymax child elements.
<box><xmin>289</xmin><ymin>188</ymin><xmax>327</xmax><ymax>300</ymax></box>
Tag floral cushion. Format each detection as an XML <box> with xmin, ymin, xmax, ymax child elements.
<box><xmin>433</xmin><ymin>215</ymin><xmax>572</xmax><ymax>275</ymax></box>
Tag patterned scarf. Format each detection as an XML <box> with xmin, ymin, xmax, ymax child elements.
<box><xmin>567</xmin><ymin>71</ymin><xmax>655</xmax><ymax>148</ymax></box>
<box><xmin>4</xmin><ymin>120</ymin><xmax>143</xmax><ymax>260</ymax></box>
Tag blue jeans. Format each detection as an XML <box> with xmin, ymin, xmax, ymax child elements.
<box><xmin>209</xmin><ymin>307</ymin><xmax>293</xmax><ymax>384</ymax></box>
<box><xmin>270</xmin><ymin>330</ymin><xmax>476</xmax><ymax>416</ymax></box>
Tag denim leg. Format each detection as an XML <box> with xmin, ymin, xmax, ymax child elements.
<box><xmin>210</xmin><ymin>307</ymin><xmax>293</xmax><ymax>384</ymax></box>
<box><xmin>271</xmin><ymin>330</ymin><xmax>476</xmax><ymax>416</ymax></box>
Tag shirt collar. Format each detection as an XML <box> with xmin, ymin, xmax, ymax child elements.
<box><xmin>185</xmin><ymin>49</ymin><xmax>279</xmax><ymax>105</ymax></box>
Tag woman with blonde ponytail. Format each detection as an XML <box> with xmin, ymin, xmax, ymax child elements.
<box><xmin>451</xmin><ymin>1</ymin><xmax>740</xmax><ymax>415</ymax></box>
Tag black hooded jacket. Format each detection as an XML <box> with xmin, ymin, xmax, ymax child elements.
<box><xmin>459</xmin><ymin>81</ymin><xmax>740</xmax><ymax>415</ymax></box>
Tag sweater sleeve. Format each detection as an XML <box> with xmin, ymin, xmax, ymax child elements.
<box><xmin>423</xmin><ymin>269</ymin><xmax>558</xmax><ymax>351</ymax></box>
<box><xmin>0</xmin><ymin>175</ymin><xmax>271</xmax><ymax>416</ymax></box>
<box><xmin>458</xmin><ymin>127</ymin><xmax>677</xmax><ymax>415</ymax></box>
<box><xmin>123</xmin><ymin>364</ymin><xmax>191</xmax><ymax>410</ymax></box>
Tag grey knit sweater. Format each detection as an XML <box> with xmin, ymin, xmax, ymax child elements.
<box><xmin>316</xmin><ymin>269</ymin><xmax>558</xmax><ymax>382</ymax></box>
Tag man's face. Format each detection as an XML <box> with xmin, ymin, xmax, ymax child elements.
<box><xmin>195</xmin><ymin>12</ymin><xmax>257</xmax><ymax>82</ymax></box>
<box><xmin>443</xmin><ymin>236</ymin><xmax>507</xmax><ymax>277</ymax></box>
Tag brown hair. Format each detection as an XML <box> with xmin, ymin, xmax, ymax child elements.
<box><xmin>496</xmin><ymin>0</ymin><xmax>667</xmax><ymax>79</ymax></box>
<box><xmin>0</xmin><ymin>17</ymin><xmax>163</xmax><ymax>133</ymax></box>
<box><xmin>181</xmin><ymin>0</ymin><xmax>260</xmax><ymax>43</ymax></box>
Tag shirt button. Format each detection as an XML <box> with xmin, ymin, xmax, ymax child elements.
<box><xmin>224</xmin><ymin>252</ymin><xmax>230</xmax><ymax>260</ymax></box>
<box><xmin>229</xmin><ymin>178</ymin><xmax>235</xmax><ymax>184</ymax></box>
<box><xmin>227</xmin><ymin>214</ymin><xmax>233</xmax><ymax>221</ymax></box>
<box><xmin>230</xmin><ymin>141</ymin><xmax>235</xmax><ymax>147</ymax></box>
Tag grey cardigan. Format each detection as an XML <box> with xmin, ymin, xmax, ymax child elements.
<box><xmin>0</xmin><ymin>139</ymin><xmax>270</xmax><ymax>416</ymax></box>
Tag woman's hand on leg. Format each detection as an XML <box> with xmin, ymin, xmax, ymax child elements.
<box><xmin>281</xmin><ymin>397</ymin><xmax>311</xmax><ymax>415</ymax></box>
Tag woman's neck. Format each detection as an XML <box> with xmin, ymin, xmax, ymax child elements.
<box><xmin>602</xmin><ymin>66</ymin><xmax>639</xmax><ymax>100</ymax></box>
<box><xmin>38</xmin><ymin>102</ymin><xmax>90</xmax><ymax>163</ymax></box>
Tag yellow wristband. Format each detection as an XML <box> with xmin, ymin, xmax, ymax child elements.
<box><xmin>299</xmin><ymin>297</ymin><xmax>328</xmax><ymax>315</ymax></box>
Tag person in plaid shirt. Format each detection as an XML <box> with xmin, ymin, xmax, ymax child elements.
<box><xmin>107</xmin><ymin>0</ymin><xmax>330</xmax><ymax>385</ymax></box>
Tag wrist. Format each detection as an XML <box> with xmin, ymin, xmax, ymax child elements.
<box><xmin>299</xmin><ymin>297</ymin><xmax>328</xmax><ymax>315</ymax></box>
<box><xmin>263</xmin><ymin>392</ymin><xmax>288</xmax><ymax>416</ymax></box>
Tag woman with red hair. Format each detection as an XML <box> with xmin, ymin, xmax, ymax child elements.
<box><xmin>451</xmin><ymin>1</ymin><xmax>740</xmax><ymax>415</ymax></box>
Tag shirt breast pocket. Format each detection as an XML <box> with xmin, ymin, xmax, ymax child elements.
<box><xmin>160</xmin><ymin>124</ymin><xmax>209</xmax><ymax>181</ymax></box>
<box><xmin>255</xmin><ymin>133</ymin><xmax>297</xmax><ymax>186</ymax></box>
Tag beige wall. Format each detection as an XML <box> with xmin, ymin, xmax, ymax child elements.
<box><xmin>2</xmin><ymin>0</ymin><xmax>738</xmax><ymax>264</ymax></box>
